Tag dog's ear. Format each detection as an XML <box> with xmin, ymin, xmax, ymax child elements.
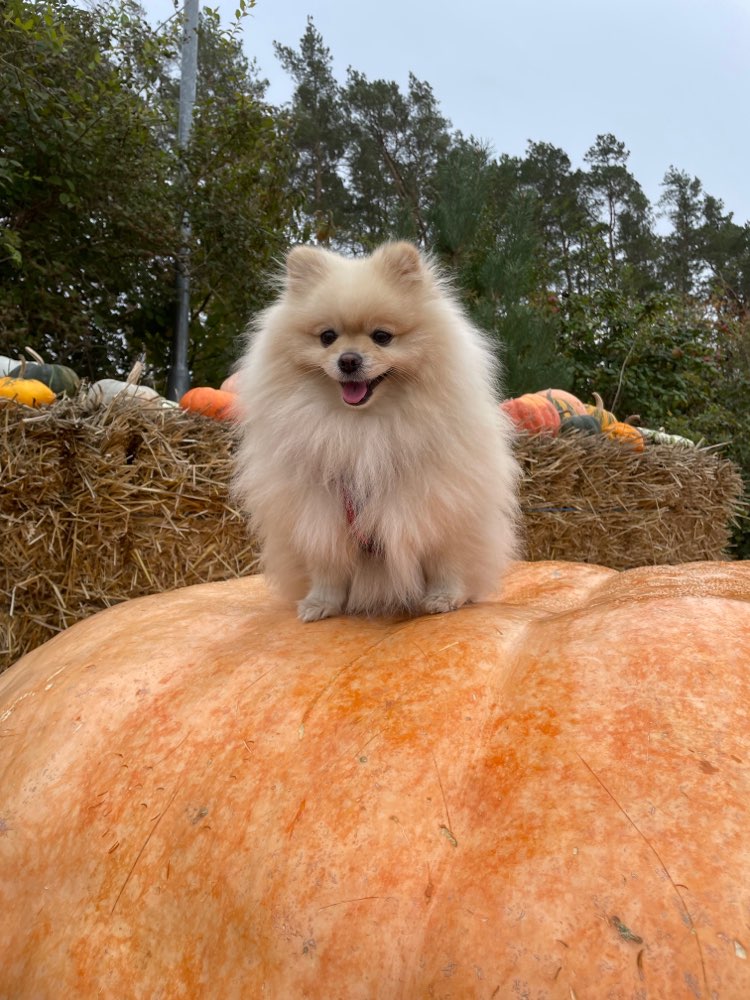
<box><xmin>285</xmin><ymin>245</ymin><xmax>330</xmax><ymax>293</ymax></box>
<box><xmin>373</xmin><ymin>241</ymin><xmax>424</xmax><ymax>284</ymax></box>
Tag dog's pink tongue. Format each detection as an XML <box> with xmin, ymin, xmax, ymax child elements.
<box><xmin>342</xmin><ymin>381</ymin><xmax>368</xmax><ymax>405</ymax></box>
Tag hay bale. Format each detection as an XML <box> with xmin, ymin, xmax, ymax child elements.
<box><xmin>1</xmin><ymin>397</ymin><xmax>257</xmax><ymax>670</ymax></box>
<box><xmin>0</xmin><ymin>399</ymin><xmax>744</xmax><ymax>672</ymax></box>
<box><xmin>517</xmin><ymin>431</ymin><xmax>744</xmax><ymax>568</ymax></box>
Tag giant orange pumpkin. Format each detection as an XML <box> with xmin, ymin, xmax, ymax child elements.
<box><xmin>2</xmin><ymin>561</ymin><xmax>750</xmax><ymax>997</ymax></box>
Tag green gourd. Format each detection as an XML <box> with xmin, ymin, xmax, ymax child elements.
<box><xmin>559</xmin><ymin>414</ymin><xmax>601</xmax><ymax>435</ymax></box>
<box><xmin>11</xmin><ymin>348</ymin><xmax>80</xmax><ymax>397</ymax></box>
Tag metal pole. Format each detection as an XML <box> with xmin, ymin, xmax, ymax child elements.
<box><xmin>167</xmin><ymin>0</ymin><xmax>199</xmax><ymax>402</ymax></box>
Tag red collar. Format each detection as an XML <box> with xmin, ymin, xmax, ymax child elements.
<box><xmin>342</xmin><ymin>488</ymin><xmax>377</xmax><ymax>554</ymax></box>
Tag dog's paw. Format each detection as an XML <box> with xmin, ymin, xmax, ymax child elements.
<box><xmin>297</xmin><ymin>596</ymin><xmax>342</xmax><ymax>623</ymax></box>
<box><xmin>422</xmin><ymin>592</ymin><xmax>463</xmax><ymax>615</ymax></box>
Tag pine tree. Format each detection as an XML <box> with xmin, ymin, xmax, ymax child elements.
<box><xmin>699</xmin><ymin>195</ymin><xmax>750</xmax><ymax>314</ymax></box>
<box><xmin>519</xmin><ymin>141</ymin><xmax>590</xmax><ymax>296</ymax></box>
<box><xmin>429</xmin><ymin>142</ymin><xmax>572</xmax><ymax>397</ymax></box>
<box><xmin>273</xmin><ymin>18</ymin><xmax>350</xmax><ymax>244</ymax></box>
<box><xmin>582</xmin><ymin>134</ymin><xmax>656</xmax><ymax>295</ymax></box>
<box><xmin>475</xmin><ymin>193</ymin><xmax>573</xmax><ymax>397</ymax></box>
<box><xmin>659</xmin><ymin>167</ymin><xmax>705</xmax><ymax>295</ymax></box>
<box><xmin>342</xmin><ymin>70</ymin><xmax>450</xmax><ymax>247</ymax></box>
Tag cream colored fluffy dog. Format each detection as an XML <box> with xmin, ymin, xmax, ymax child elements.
<box><xmin>233</xmin><ymin>241</ymin><xmax>520</xmax><ymax>622</ymax></box>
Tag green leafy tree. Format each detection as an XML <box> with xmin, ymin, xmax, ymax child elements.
<box><xmin>0</xmin><ymin>0</ymin><xmax>296</xmax><ymax>387</ymax></box>
<box><xmin>0</xmin><ymin>0</ymin><xmax>178</xmax><ymax>377</ymax></box>
<box><xmin>150</xmin><ymin>8</ymin><xmax>297</xmax><ymax>386</ymax></box>
<box><xmin>429</xmin><ymin>138</ymin><xmax>494</xmax><ymax>263</ymax></box>
<box><xmin>559</xmin><ymin>289</ymin><xmax>750</xmax><ymax>485</ymax></box>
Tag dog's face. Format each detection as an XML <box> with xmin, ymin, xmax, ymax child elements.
<box><xmin>277</xmin><ymin>242</ymin><xmax>436</xmax><ymax>410</ymax></box>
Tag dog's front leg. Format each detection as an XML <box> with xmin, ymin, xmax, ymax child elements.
<box><xmin>421</xmin><ymin>554</ymin><xmax>467</xmax><ymax>615</ymax></box>
<box><xmin>297</xmin><ymin>572</ymin><xmax>349</xmax><ymax>623</ymax></box>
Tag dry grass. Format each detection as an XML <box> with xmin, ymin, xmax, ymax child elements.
<box><xmin>1</xmin><ymin>397</ymin><xmax>744</xmax><ymax>671</ymax></box>
<box><xmin>517</xmin><ymin>431</ymin><xmax>744</xmax><ymax>567</ymax></box>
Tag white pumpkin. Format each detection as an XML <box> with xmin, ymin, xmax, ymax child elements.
<box><xmin>85</xmin><ymin>357</ymin><xmax>165</xmax><ymax>408</ymax></box>
<box><xmin>86</xmin><ymin>378</ymin><xmax>161</xmax><ymax>407</ymax></box>
<box><xmin>0</xmin><ymin>356</ymin><xmax>20</xmax><ymax>377</ymax></box>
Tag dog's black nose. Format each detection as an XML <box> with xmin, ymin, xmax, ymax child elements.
<box><xmin>338</xmin><ymin>352</ymin><xmax>363</xmax><ymax>375</ymax></box>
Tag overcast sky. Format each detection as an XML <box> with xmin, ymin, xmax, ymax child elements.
<box><xmin>147</xmin><ymin>0</ymin><xmax>750</xmax><ymax>226</ymax></box>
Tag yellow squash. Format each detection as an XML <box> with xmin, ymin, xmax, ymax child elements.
<box><xmin>0</xmin><ymin>376</ymin><xmax>56</xmax><ymax>407</ymax></box>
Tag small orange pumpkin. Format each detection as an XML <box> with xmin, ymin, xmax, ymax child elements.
<box><xmin>500</xmin><ymin>393</ymin><xmax>561</xmax><ymax>435</ymax></box>
<box><xmin>179</xmin><ymin>386</ymin><xmax>238</xmax><ymax>421</ymax></box>
<box><xmin>603</xmin><ymin>420</ymin><xmax>645</xmax><ymax>451</ymax></box>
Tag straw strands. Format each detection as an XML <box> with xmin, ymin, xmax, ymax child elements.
<box><xmin>517</xmin><ymin>431</ymin><xmax>744</xmax><ymax>567</ymax></box>
<box><xmin>1</xmin><ymin>397</ymin><xmax>257</xmax><ymax>671</ymax></box>
<box><xmin>1</xmin><ymin>397</ymin><xmax>744</xmax><ymax>671</ymax></box>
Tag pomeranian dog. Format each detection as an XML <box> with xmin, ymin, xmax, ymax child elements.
<box><xmin>232</xmin><ymin>240</ymin><xmax>520</xmax><ymax>622</ymax></box>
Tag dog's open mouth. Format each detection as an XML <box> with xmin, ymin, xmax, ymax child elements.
<box><xmin>341</xmin><ymin>372</ymin><xmax>389</xmax><ymax>406</ymax></box>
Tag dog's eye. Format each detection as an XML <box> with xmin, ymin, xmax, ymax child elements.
<box><xmin>371</xmin><ymin>330</ymin><xmax>393</xmax><ymax>346</ymax></box>
<box><xmin>320</xmin><ymin>329</ymin><xmax>338</xmax><ymax>347</ymax></box>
